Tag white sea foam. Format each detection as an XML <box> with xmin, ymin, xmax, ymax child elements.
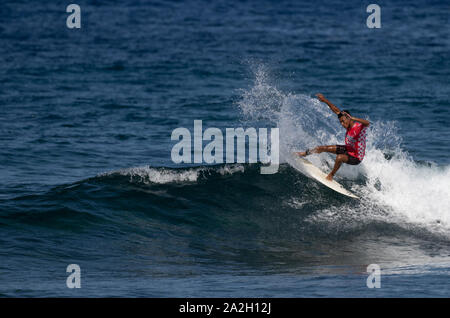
<box><xmin>360</xmin><ymin>148</ymin><xmax>450</xmax><ymax>232</ymax></box>
<box><xmin>100</xmin><ymin>164</ymin><xmax>245</xmax><ymax>185</ymax></box>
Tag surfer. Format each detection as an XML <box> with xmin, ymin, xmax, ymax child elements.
<box><xmin>296</xmin><ymin>93</ymin><xmax>370</xmax><ymax>181</ymax></box>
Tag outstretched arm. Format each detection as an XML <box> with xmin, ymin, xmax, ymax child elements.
<box><xmin>316</xmin><ymin>93</ymin><xmax>341</xmax><ymax>115</ymax></box>
<box><xmin>347</xmin><ymin>114</ymin><xmax>370</xmax><ymax>127</ymax></box>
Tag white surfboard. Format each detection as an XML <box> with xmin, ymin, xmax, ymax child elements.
<box><xmin>290</xmin><ymin>154</ymin><xmax>359</xmax><ymax>199</ymax></box>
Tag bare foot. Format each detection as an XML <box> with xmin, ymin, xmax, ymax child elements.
<box><xmin>325</xmin><ymin>174</ymin><xmax>334</xmax><ymax>181</ymax></box>
<box><xmin>295</xmin><ymin>151</ymin><xmax>307</xmax><ymax>157</ymax></box>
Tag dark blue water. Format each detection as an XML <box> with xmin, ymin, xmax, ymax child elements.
<box><xmin>1</xmin><ymin>0</ymin><xmax>449</xmax><ymax>297</ymax></box>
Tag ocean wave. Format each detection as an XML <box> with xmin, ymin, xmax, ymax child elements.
<box><xmin>1</xmin><ymin>160</ymin><xmax>449</xmax><ymax>243</ymax></box>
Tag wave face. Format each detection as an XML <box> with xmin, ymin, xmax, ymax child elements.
<box><xmin>2</xmin><ymin>160</ymin><xmax>449</xmax><ymax>263</ymax></box>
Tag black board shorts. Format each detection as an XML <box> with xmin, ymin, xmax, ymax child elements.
<box><xmin>336</xmin><ymin>145</ymin><xmax>361</xmax><ymax>165</ymax></box>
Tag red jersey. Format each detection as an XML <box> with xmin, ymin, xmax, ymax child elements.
<box><xmin>345</xmin><ymin>122</ymin><xmax>367</xmax><ymax>161</ymax></box>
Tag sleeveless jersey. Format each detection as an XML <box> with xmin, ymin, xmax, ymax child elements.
<box><xmin>345</xmin><ymin>122</ymin><xmax>367</xmax><ymax>161</ymax></box>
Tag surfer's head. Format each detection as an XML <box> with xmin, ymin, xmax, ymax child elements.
<box><xmin>338</xmin><ymin>110</ymin><xmax>352</xmax><ymax>129</ymax></box>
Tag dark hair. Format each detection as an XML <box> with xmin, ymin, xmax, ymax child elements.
<box><xmin>338</xmin><ymin>110</ymin><xmax>351</xmax><ymax>118</ymax></box>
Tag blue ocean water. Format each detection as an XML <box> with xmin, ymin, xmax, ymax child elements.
<box><xmin>0</xmin><ymin>0</ymin><xmax>449</xmax><ymax>297</ymax></box>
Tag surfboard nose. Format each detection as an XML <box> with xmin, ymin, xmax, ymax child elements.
<box><xmin>291</xmin><ymin>154</ymin><xmax>359</xmax><ymax>199</ymax></box>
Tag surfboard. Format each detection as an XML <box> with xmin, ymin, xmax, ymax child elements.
<box><xmin>290</xmin><ymin>154</ymin><xmax>359</xmax><ymax>199</ymax></box>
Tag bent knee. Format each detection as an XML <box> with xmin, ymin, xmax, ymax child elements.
<box><xmin>336</xmin><ymin>154</ymin><xmax>348</xmax><ymax>162</ymax></box>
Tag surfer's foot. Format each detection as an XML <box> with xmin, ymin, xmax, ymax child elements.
<box><xmin>295</xmin><ymin>149</ymin><xmax>311</xmax><ymax>157</ymax></box>
<box><xmin>325</xmin><ymin>173</ymin><xmax>334</xmax><ymax>181</ymax></box>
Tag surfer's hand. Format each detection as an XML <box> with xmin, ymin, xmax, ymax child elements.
<box><xmin>316</xmin><ymin>93</ymin><xmax>326</xmax><ymax>102</ymax></box>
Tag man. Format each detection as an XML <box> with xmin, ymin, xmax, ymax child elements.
<box><xmin>296</xmin><ymin>93</ymin><xmax>370</xmax><ymax>181</ymax></box>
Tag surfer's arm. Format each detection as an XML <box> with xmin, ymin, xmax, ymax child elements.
<box><xmin>349</xmin><ymin>116</ymin><xmax>370</xmax><ymax>127</ymax></box>
<box><xmin>315</xmin><ymin>94</ymin><xmax>341</xmax><ymax>115</ymax></box>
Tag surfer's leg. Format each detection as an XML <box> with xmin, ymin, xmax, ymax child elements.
<box><xmin>311</xmin><ymin>145</ymin><xmax>338</xmax><ymax>154</ymax></box>
<box><xmin>326</xmin><ymin>154</ymin><xmax>348</xmax><ymax>181</ymax></box>
<box><xmin>296</xmin><ymin>145</ymin><xmax>343</xmax><ymax>157</ymax></box>
<box><xmin>296</xmin><ymin>145</ymin><xmax>337</xmax><ymax>157</ymax></box>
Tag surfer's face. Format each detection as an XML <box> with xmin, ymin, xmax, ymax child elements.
<box><xmin>339</xmin><ymin>116</ymin><xmax>351</xmax><ymax>129</ymax></box>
